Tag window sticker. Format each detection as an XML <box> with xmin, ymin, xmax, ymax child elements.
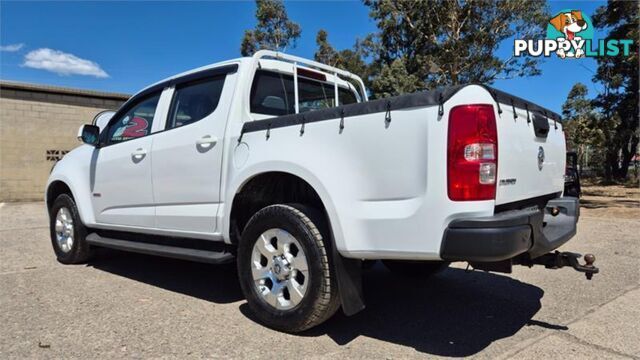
<box><xmin>121</xmin><ymin>117</ymin><xmax>150</xmax><ymax>138</ymax></box>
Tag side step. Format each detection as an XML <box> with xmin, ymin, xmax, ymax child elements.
<box><xmin>86</xmin><ymin>233</ymin><xmax>235</xmax><ymax>264</ymax></box>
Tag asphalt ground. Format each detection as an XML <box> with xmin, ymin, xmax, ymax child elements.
<box><xmin>1</xmin><ymin>186</ymin><xmax>638</xmax><ymax>359</ymax></box>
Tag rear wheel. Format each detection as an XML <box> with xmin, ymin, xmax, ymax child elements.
<box><xmin>237</xmin><ymin>204</ymin><xmax>340</xmax><ymax>333</ymax></box>
<box><xmin>49</xmin><ymin>194</ymin><xmax>93</xmax><ymax>264</ymax></box>
<box><xmin>383</xmin><ymin>260</ymin><xmax>449</xmax><ymax>278</ymax></box>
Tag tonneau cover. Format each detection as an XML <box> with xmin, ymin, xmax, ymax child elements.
<box><xmin>241</xmin><ymin>84</ymin><xmax>561</xmax><ymax>134</ymax></box>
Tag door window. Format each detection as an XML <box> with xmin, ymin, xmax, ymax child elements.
<box><xmin>166</xmin><ymin>76</ymin><xmax>226</xmax><ymax>130</ymax></box>
<box><xmin>106</xmin><ymin>93</ymin><xmax>161</xmax><ymax>145</ymax></box>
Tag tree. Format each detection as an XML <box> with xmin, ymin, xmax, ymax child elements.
<box><xmin>371</xmin><ymin>58</ymin><xmax>421</xmax><ymax>97</ymax></box>
<box><xmin>313</xmin><ymin>30</ymin><xmax>374</xmax><ymax>90</ymax></box>
<box><xmin>314</xmin><ymin>30</ymin><xmax>338</xmax><ymax>65</ymax></box>
<box><xmin>591</xmin><ymin>0</ymin><xmax>639</xmax><ymax>181</ymax></box>
<box><xmin>562</xmin><ymin>83</ymin><xmax>605</xmax><ymax>174</ymax></box>
<box><xmin>363</xmin><ymin>0</ymin><xmax>549</xmax><ymax>96</ymax></box>
<box><xmin>241</xmin><ymin>0</ymin><xmax>301</xmax><ymax>56</ymax></box>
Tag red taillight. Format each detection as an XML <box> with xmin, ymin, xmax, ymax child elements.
<box><xmin>447</xmin><ymin>104</ymin><xmax>498</xmax><ymax>201</ymax></box>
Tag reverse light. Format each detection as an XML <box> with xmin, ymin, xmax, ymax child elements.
<box><xmin>447</xmin><ymin>104</ymin><xmax>498</xmax><ymax>201</ymax></box>
<box><xmin>479</xmin><ymin>163</ymin><xmax>496</xmax><ymax>184</ymax></box>
<box><xmin>464</xmin><ymin>143</ymin><xmax>496</xmax><ymax>161</ymax></box>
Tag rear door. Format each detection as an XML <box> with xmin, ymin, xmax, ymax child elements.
<box><xmin>151</xmin><ymin>71</ymin><xmax>235</xmax><ymax>233</ymax></box>
<box><xmin>495</xmin><ymin>104</ymin><xmax>566</xmax><ymax>205</ymax></box>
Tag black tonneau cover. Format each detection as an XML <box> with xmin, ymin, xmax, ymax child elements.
<box><xmin>241</xmin><ymin>84</ymin><xmax>561</xmax><ymax>134</ymax></box>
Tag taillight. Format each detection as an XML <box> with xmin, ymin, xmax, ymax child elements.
<box><xmin>447</xmin><ymin>104</ymin><xmax>498</xmax><ymax>201</ymax></box>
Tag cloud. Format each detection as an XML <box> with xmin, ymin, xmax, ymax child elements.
<box><xmin>0</xmin><ymin>43</ymin><xmax>25</xmax><ymax>52</ymax></box>
<box><xmin>22</xmin><ymin>48</ymin><xmax>109</xmax><ymax>78</ymax></box>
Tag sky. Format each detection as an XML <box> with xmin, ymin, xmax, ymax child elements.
<box><xmin>1</xmin><ymin>1</ymin><xmax>607</xmax><ymax>114</ymax></box>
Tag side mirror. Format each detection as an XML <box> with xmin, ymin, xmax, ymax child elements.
<box><xmin>92</xmin><ymin>110</ymin><xmax>115</xmax><ymax>132</ymax></box>
<box><xmin>77</xmin><ymin>124</ymin><xmax>100</xmax><ymax>146</ymax></box>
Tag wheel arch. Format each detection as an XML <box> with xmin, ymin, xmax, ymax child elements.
<box><xmin>45</xmin><ymin>175</ymin><xmax>95</xmax><ymax>225</ymax></box>
<box><xmin>228</xmin><ymin>170</ymin><xmax>339</xmax><ymax>245</ymax></box>
<box><xmin>46</xmin><ymin>180</ymin><xmax>74</xmax><ymax>211</ymax></box>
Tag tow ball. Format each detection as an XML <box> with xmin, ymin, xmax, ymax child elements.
<box><xmin>522</xmin><ymin>251</ymin><xmax>599</xmax><ymax>280</ymax></box>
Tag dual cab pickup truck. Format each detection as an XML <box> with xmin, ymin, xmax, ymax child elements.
<box><xmin>46</xmin><ymin>50</ymin><xmax>597</xmax><ymax>332</ymax></box>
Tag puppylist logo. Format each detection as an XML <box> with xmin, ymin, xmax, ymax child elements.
<box><xmin>547</xmin><ymin>10</ymin><xmax>593</xmax><ymax>58</ymax></box>
<box><xmin>514</xmin><ymin>9</ymin><xmax>633</xmax><ymax>59</ymax></box>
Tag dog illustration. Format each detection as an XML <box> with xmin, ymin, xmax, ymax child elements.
<box><xmin>549</xmin><ymin>10</ymin><xmax>588</xmax><ymax>58</ymax></box>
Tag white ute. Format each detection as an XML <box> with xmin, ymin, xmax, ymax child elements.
<box><xmin>46</xmin><ymin>51</ymin><xmax>598</xmax><ymax>332</ymax></box>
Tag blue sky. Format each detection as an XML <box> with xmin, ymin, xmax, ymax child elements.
<box><xmin>1</xmin><ymin>1</ymin><xmax>606</xmax><ymax>114</ymax></box>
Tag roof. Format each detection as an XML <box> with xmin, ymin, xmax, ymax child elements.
<box><xmin>134</xmin><ymin>58</ymin><xmax>244</xmax><ymax>99</ymax></box>
<box><xmin>0</xmin><ymin>80</ymin><xmax>130</xmax><ymax>101</ymax></box>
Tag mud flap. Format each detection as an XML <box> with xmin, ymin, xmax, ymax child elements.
<box><xmin>300</xmin><ymin>203</ymin><xmax>366</xmax><ymax>316</ymax></box>
<box><xmin>331</xmin><ymin>244</ymin><xmax>365</xmax><ymax>316</ymax></box>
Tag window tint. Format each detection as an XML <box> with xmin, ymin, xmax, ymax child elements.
<box><xmin>107</xmin><ymin>93</ymin><xmax>160</xmax><ymax>144</ymax></box>
<box><xmin>297</xmin><ymin>79</ymin><xmax>336</xmax><ymax>113</ymax></box>
<box><xmin>338</xmin><ymin>87</ymin><xmax>357</xmax><ymax>106</ymax></box>
<box><xmin>167</xmin><ymin>76</ymin><xmax>226</xmax><ymax>129</ymax></box>
<box><xmin>250</xmin><ymin>70</ymin><xmax>293</xmax><ymax>116</ymax></box>
<box><xmin>250</xmin><ymin>70</ymin><xmax>358</xmax><ymax>116</ymax></box>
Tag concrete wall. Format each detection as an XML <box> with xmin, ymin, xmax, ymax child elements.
<box><xmin>0</xmin><ymin>81</ymin><xmax>129</xmax><ymax>202</ymax></box>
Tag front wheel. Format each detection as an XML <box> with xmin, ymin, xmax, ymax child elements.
<box><xmin>237</xmin><ymin>204</ymin><xmax>340</xmax><ymax>333</ymax></box>
<box><xmin>49</xmin><ymin>194</ymin><xmax>93</xmax><ymax>264</ymax></box>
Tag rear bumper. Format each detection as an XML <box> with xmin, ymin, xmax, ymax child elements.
<box><xmin>441</xmin><ymin>197</ymin><xmax>579</xmax><ymax>262</ymax></box>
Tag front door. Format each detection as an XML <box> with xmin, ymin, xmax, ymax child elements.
<box><xmin>151</xmin><ymin>73</ymin><xmax>232</xmax><ymax>233</ymax></box>
<box><xmin>90</xmin><ymin>91</ymin><xmax>163</xmax><ymax>227</ymax></box>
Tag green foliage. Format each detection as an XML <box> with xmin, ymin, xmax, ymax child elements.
<box><xmin>591</xmin><ymin>0</ymin><xmax>639</xmax><ymax>180</ymax></box>
<box><xmin>314</xmin><ymin>30</ymin><xmax>338</xmax><ymax>65</ymax></box>
<box><xmin>371</xmin><ymin>58</ymin><xmax>422</xmax><ymax>97</ymax></box>
<box><xmin>363</xmin><ymin>0</ymin><xmax>550</xmax><ymax>96</ymax></box>
<box><xmin>241</xmin><ymin>0</ymin><xmax>301</xmax><ymax>56</ymax></box>
<box><xmin>313</xmin><ymin>30</ymin><xmax>374</xmax><ymax>90</ymax></box>
<box><xmin>562</xmin><ymin>83</ymin><xmax>605</xmax><ymax>174</ymax></box>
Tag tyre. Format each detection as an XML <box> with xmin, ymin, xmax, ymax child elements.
<box><xmin>49</xmin><ymin>194</ymin><xmax>93</xmax><ymax>264</ymax></box>
<box><xmin>383</xmin><ymin>260</ymin><xmax>449</xmax><ymax>278</ymax></box>
<box><xmin>237</xmin><ymin>204</ymin><xmax>340</xmax><ymax>333</ymax></box>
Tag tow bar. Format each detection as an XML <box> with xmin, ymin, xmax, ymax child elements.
<box><xmin>520</xmin><ymin>251</ymin><xmax>599</xmax><ymax>280</ymax></box>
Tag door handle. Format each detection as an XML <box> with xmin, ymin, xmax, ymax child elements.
<box><xmin>131</xmin><ymin>148</ymin><xmax>147</xmax><ymax>161</ymax></box>
<box><xmin>196</xmin><ymin>135</ymin><xmax>218</xmax><ymax>148</ymax></box>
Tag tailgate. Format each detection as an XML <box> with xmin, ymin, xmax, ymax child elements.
<box><xmin>495</xmin><ymin>102</ymin><xmax>566</xmax><ymax>205</ymax></box>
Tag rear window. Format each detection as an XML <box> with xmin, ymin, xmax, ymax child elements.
<box><xmin>167</xmin><ymin>75</ymin><xmax>226</xmax><ymax>129</ymax></box>
<box><xmin>250</xmin><ymin>70</ymin><xmax>358</xmax><ymax>116</ymax></box>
